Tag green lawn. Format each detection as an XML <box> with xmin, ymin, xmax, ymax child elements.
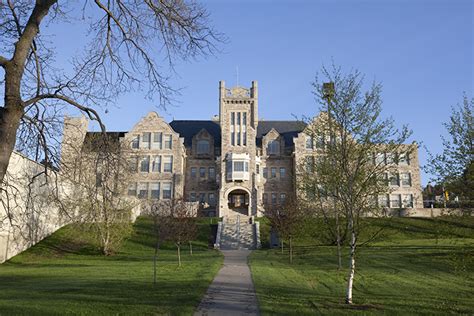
<box><xmin>250</xmin><ymin>217</ymin><xmax>474</xmax><ymax>315</ymax></box>
<box><xmin>0</xmin><ymin>217</ymin><xmax>223</xmax><ymax>315</ymax></box>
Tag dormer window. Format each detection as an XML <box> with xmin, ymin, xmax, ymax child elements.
<box><xmin>197</xmin><ymin>140</ymin><xmax>210</xmax><ymax>154</ymax></box>
<box><xmin>267</xmin><ymin>140</ymin><xmax>280</xmax><ymax>155</ymax></box>
<box><xmin>142</xmin><ymin>132</ymin><xmax>151</xmax><ymax>149</ymax></box>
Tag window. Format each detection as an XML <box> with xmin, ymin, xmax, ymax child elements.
<box><xmin>234</xmin><ymin>161</ymin><xmax>244</xmax><ymax>172</ymax></box>
<box><xmin>263</xmin><ymin>167</ymin><xmax>268</xmax><ymax>178</ymax></box>
<box><xmin>315</xmin><ymin>135</ymin><xmax>325</xmax><ymax>149</ymax></box>
<box><xmin>190</xmin><ymin>192</ymin><xmax>196</xmax><ymax>202</ymax></box>
<box><xmin>306</xmin><ymin>136</ymin><xmax>313</xmax><ymax>150</ymax></box>
<box><xmin>386</xmin><ymin>153</ymin><xmax>395</xmax><ymax>164</ymax></box>
<box><xmin>244</xmin><ymin>161</ymin><xmax>249</xmax><ymax>172</ymax></box>
<box><xmin>162</xmin><ymin>182</ymin><xmax>172</xmax><ymax>199</ymax></box>
<box><xmin>226</xmin><ymin>160</ymin><xmax>232</xmax><ymax>173</ymax></box>
<box><xmin>280</xmin><ymin>167</ymin><xmax>286</xmax><ymax>178</ymax></box>
<box><xmin>208</xmin><ymin>193</ymin><xmax>216</xmax><ymax>205</ymax></box>
<box><xmin>199</xmin><ymin>192</ymin><xmax>206</xmax><ymax>203</ymax></box>
<box><xmin>152</xmin><ymin>132</ymin><xmax>162</xmax><ymax>149</ymax></box>
<box><xmin>191</xmin><ymin>167</ymin><xmax>197</xmax><ymax>178</ymax></box>
<box><xmin>389</xmin><ymin>173</ymin><xmax>399</xmax><ymax>186</ymax></box>
<box><xmin>402</xmin><ymin>194</ymin><xmax>413</xmax><ymax>208</ymax></box>
<box><xmin>128</xmin><ymin>157</ymin><xmax>138</xmax><ymax>172</ymax></box>
<box><xmin>237</xmin><ymin>131</ymin><xmax>241</xmax><ymax>146</ymax></box>
<box><xmin>138</xmin><ymin>182</ymin><xmax>148</xmax><ymax>199</ymax></box>
<box><xmin>197</xmin><ymin>140</ymin><xmax>210</xmax><ymax>154</ymax></box>
<box><xmin>390</xmin><ymin>194</ymin><xmax>401</xmax><ymax>208</ymax></box>
<box><xmin>237</xmin><ymin>112</ymin><xmax>241</xmax><ymax>125</ymax></box>
<box><xmin>378</xmin><ymin>194</ymin><xmax>389</xmax><ymax>207</ymax></box>
<box><xmin>305</xmin><ymin>156</ymin><xmax>314</xmax><ymax>172</ymax></box>
<box><xmin>280</xmin><ymin>193</ymin><xmax>286</xmax><ymax>205</ymax></box>
<box><xmin>271</xmin><ymin>167</ymin><xmax>277</xmax><ymax>178</ymax></box>
<box><xmin>95</xmin><ymin>172</ymin><xmax>102</xmax><ymax>187</ymax></box>
<box><xmin>128</xmin><ymin>182</ymin><xmax>137</xmax><ymax>196</ymax></box>
<box><xmin>199</xmin><ymin>167</ymin><xmax>206</xmax><ymax>178</ymax></box>
<box><xmin>231</xmin><ymin>112</ymin><xmax>235</xmax><ymax>125</ymax></box>
<box><xmin>163</xmin><ymin>156</ymin><xmax>173</xmax><ymax>172</ymax></box>
<box><xmin>263</xmin><ymin>193</ymin><xmax>268</xmax><ymax>204</ymax></box>
<box><xmin>209</xmin><ymin>167</ymin><xmax>215</xmax><ymax>180</ymax></box>
<box><xmin>399</xmin><ymin>153</ymin><xmax>410</xmax><ymax>165</ymax></box>
<box><xmin>267</xmin><ymin>140</ymin><xmax>279</xmax><ymax>155</ymax></box>
<box><xmin>375</xmin><ymin>153</ymin><xmax>385</xmax><ymax>165</ymax></box>
<box><xmin>164</xmin><ymin>134</ymin><xmax>172</xmax><ymax>149</ymax></box>
<box><xmin>140</xmin><ymin>156</ymin><xmax>150</xmax><ymax>172</ymax></box>
<box><xmin>142</xmin><ymin>132</ymin><xmax>151</xmax><ymax>149</ymax></box>
<box><xmin>256</xmin><ymin>164</ymin><xmax>260</xmax><ymax>174</ymax></box>
<box><xmin>152</xmin><ymin>156</ymin><xmax>161</xmax><ymax>172</ymax></box>
<box><xmin>150</xmin><ymin>182</ymin><xmax>160</xmax><ymax>199</ymax></box>
<box><xmin>271</xmin><ymin>193</ymin><xmax>277</xmax><ymax>204</ymax></box>
<box><xmin>231</xmin><ymin>132</ymin><xmax>235</xmax><ymax>146</ymax></box>
<box><xmin>243</xmin><ymin>112</ymin><xmax>247</xmax><ymax>125</ymax></box>
<box><xmin>131</xmin><ymin>135</ymin><xmax>140</xmax><ymax>149</ymax></box>
<box><xmin>400</xmin><ymin>172</ymin><xmax>411</xmax><ymax>186</ymax></box>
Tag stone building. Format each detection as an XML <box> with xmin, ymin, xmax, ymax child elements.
<box><xmin>63</xmin><ymin>81</ymin><xmax>423</xmax><ymax>218</ymax></box>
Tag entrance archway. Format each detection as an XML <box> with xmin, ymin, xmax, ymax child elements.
<box><xmin>226</xmin><ymin>188</ymin><xmax>250</xmax><ymax>216</ymax></box>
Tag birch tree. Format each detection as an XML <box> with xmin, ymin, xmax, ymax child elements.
<box><xmin>307</xmin><ymin>64</ymin><xmax>412</xmax><ymax>304</ymax></box>
<box><xmin>0</xmin><ymin>0</ymin><xmax>222</xmax><ymax>184</ymax></box>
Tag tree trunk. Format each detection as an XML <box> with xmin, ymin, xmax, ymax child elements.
<box><xmin>289</xmin><ymin>236</ymin><xmax>293</xmax><ymax>264</ymax></box>
<box><xmin>281</xmin><ymin>239</ymin><xmax>284</xmax><ymax>254</ymax></box>
<box><xmin>0</xmin><ymin>0</ymin><xmax>57</xmax><ymax>183</ymax></box>
<box><xmin>345</xmin><ymin>218</ymin><xmax>357</xmax><ymax>304</ymax></box>
<box><xmin>153</xmin><ymin>241</ymin><xmax>159</xmax><ymax>285</ymax></box>
<box><xmin>177</xmin><ymin>244</ymin><xmax>181</xmax><ymax>267</ymax></box>
<box><xmin>335</xmin><ymin>207</ymin><xmax>342</xmax><ymax>270</ymax></box>
<box><xmin>189</xmin><ymin>241</ymin><xmax>193</xmax><ymax>255</ymax></box>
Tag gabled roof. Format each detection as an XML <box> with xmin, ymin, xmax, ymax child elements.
<box><xmin>170</xmin><ymin>120</ymin><xmax>221</xmax><ymax>147</ymax></box>
<box><xmin>256</xmin><ymin>121</ymin><xmax>306</xmax><ymax>146</ymax></box>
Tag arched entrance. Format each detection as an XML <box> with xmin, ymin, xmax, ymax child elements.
<box><xmin>227</xmin><ymin>188</ymin><xmax>250</xmax><ymax>216</ymax></box>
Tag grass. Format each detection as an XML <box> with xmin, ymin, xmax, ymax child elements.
<box><xmin>0</xmin><ymin>216</ymin><xmax>223</xmax><ymax>315</ymax></box>
<box><xmin>250</xmin><ymin>217</ymin><xmax>474</xmax><ymax>315</ymax></box>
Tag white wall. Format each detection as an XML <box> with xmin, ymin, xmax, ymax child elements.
<box><xmin>0</xmin><ymin>152</ymin><xmax>67</xmax><ymax>263</ymax></box>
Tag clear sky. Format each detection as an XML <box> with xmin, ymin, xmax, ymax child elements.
<box><xmin>47</xmin><ymin>0</ymin><xmax>473</xmax><ymax>185</ymax></box>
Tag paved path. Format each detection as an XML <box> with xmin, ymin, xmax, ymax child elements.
<box><xmin>194</xmin><ymin>249</ymin><xmax>259</xmax><ymax>316</ymax></box>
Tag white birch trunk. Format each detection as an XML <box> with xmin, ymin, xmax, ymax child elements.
<box><xmin>346</xmin><ymin>218</ymin><xmax>356</xmax><ymax>304</ymax></box>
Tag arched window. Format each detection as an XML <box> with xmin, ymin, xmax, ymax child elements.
<box><xmin>197</xmin><ymin>140</ymin><xmax>210</xmax><ymax>154</ymax></box>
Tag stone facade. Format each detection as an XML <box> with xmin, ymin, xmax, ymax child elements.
<box><xmin>63</xmin><ymin>81</ymin><xmax>424</xmax><ymax>218</ymax></box>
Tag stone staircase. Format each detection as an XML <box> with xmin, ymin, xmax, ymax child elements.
<box><xmin>218</xmin><ymin>215</ymin><xmax>260</xmax><ymax>250</ymax></box>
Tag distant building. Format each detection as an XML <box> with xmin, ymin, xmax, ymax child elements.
<box><xmin>62</xmin><ymin>81</ymin><xmax>423</xmax><ymax>218</ymax></box>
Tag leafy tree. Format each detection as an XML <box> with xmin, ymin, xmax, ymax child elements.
<box><xmin>0</xmin><ymin>1</ymin><xmax>222</xmax><ymax>184</ymax></box>
<box><xmin>305</xmin><ymin>64</ymin><xmax>412</xmax><ymax>304</ymax></box>
<box><xmin>426</xmin><ymin>96</ymin><xmax>474</xmax><ymax>208</ymax></box>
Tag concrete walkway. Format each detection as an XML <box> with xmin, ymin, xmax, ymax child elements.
<box><xmin>194</xmin><ymin>250</ymin><xmax>259</xmax><ymax>316</ymax></box>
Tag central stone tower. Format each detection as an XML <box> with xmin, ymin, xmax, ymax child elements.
<box><xmin>218</xmin><ymin>81</ymin><xmax>259</xmax><ymax>218</ymax></box>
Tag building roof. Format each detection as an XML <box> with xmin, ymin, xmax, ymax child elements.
<box><xmin>83</xmin><ymin>131</ymin><xmax>126</xmax><ymax>151</ymax></box>
<box><xmin>83</xmin><ymin>120</ymin><xmax>306</xmax><ymax>149</ymax></box>
<box><xmin>256</xmin><ymin>120</ymin><xmax>306</xmax><ymax>146</ymax></box>
<box><xmin>169</xmin><ymin>120</ymin><xmax>222</xmax><ymax>147</ymax></box>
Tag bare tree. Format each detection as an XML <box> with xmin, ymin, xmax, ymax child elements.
<box><xmin>264</xmin><ymin>196</ymin><xmax>305</xmax><ymax>264</ymax></box>
<box><xmin>0</xmin><ymin>1</ymin><xmax>223</xmax><ymax>183</ymax></box>
<box><xmin>147</xmin><ymin>197</ymin><xmax>197</xmax><ymax>268</ymax></box>
<box><xmin>307</xmin><ymin>64</ymin><xmax>412</xmax><ymax>304</ymax></box>
<box><xmin>60</xmin><ymin>133</ymin><xmax>136</xmax><ymax>255</ymax></box>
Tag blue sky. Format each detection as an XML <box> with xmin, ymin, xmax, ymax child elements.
<box><xmin>47</xmin><ymin>0</ymin><xmax>472</xmax><ymax>185</ymax></box>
